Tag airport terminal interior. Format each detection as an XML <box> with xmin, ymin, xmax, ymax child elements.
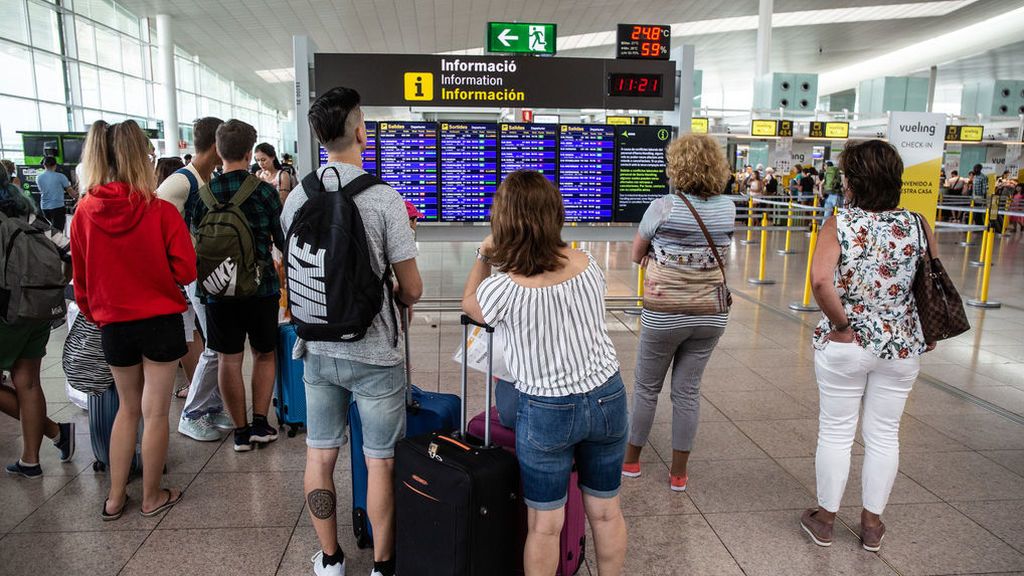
<box><xmin>2</xmin><ymin>0</ymin><xmax>1024</xmax><ymax>575</ymax></box>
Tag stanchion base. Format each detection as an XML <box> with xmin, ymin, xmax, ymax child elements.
<box><xmin>622</xmin><ymin>308</ymin><xmax>642</xmax><ymax>316</ymax></box>
<box><xmin>747</xmin><ymin>278</ymin><xmax>776</xmax><ymax>285</ymax></box>
<box><xmin>776</xmin><ymin>249</ymin><xmax>798</xmax><ymax>255</ymax></box>
<box><xmin>958</xmin><ymin>241</ymin><xmax>975</xmax><ymax>247</ymax></box>
<box><xmin>788</xmin><ymin>302</ymin><xmax>821</xmax><ymax>312</ymax></box>
<box><xmin>966</xmin><ymin>299</ymin><xmax>1002</xmax><ymax>309</ymax></box>
<box><xmin>968</xmin><ymin>261</ymin><xmax>994</xmax><ymax>268</ymax></box>
<box><xmin>739</xmin><ymin>240</ymin><xmax>758</xmax><ymax>245</ymax></box>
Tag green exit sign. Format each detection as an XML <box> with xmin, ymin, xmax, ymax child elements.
<box><xmin>486</xmin><ymin>22</ymin><xmax>557</xmax><ymax>55</ymax></box>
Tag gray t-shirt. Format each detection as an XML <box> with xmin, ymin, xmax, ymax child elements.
<box><xmin>281</xmin><ymin>162</ymin><xmax>418</xmax><ymax>366</ymax></box>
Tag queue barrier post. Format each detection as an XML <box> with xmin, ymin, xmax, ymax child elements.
<box><xmin>960</xmin><ymin>198</ymin><xmax>976</xmax><ymax>246</ymax></box>
<box><xmin>806</xmin><ymin>195</ymin><xmax>819</xmax><ymax>237</ymax></box>
<box><xmin>967</xmin><ymin>221</ymin><xmax>1001</xmax><ymax>309</ymax></box>
<box><xmin>969</xmin><ymin>201</ymin><xmax>993</xmax><ymax>267</ymax></box>
<box><xmin>741</xmin><ymin>197</ymin><xmax>757</xmax><ymax>245</ymax></box>
<box><xmin>748</xmin><ymin>212</ymin><xmax>775</xmax><ymax>285</ymax></box>
<box><xmin>636</xmin><ymin>265</ymin><xmax>645</xmax><ymax>308</ymax></box>
<box><xmin>777</xmin><ymin>201</ymin><xmax>796</xmax><ymax>255</ymax></box>
<box><xmin>789</xmin><ymin>219</ymin><xmax>821</xmax><ymax>312</ymax></box>
<box><xmin>1001</xmin><ymin>195</ymin><xmax>1012</xmax><ymax>236</ymax></box>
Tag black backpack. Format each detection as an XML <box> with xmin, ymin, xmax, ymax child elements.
<box><xmin>285</xmin><ymin>167</ymin><xmax>396</xmax><ymax>344</ymax></box>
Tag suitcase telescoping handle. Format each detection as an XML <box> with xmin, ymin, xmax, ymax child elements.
<box><xmin>460</xmin><ymin>314</ymin><xmax>495</xmax><ymax>447</ymax></box>
<box><xmin>401</xmin><ymin>305</ymin><xmax>413</xmax><ymax>408</ymax></box>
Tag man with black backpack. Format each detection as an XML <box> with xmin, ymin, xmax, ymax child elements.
<box><xmin>281</xmin><ymin>87</ymin><xmax>422</xmax><ymax>576</ymax></box>
<box><xmin>190</xmin><ymin>119</ymin><xmax>284</xmax><ymax>453</ymax></box>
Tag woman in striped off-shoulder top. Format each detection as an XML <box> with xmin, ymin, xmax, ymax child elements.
<box><xmin>463</xmin><ymin>170</ymin><xmax>627</xmax><ymax>576</ymax></box>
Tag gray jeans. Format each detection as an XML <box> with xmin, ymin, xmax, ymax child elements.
<box><xmin>182</xmin><ymin>281</ymin><xmax>223</xmax><ymax>420</ymax></box>
<box><xmin>629</xmin><ymin>324</ymin><xmax>725</xmax><ymax>452</ymax></box>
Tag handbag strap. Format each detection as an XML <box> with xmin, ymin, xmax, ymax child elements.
<box><xmin>911</xmin><ymin>212</ymin><xmax>933</xmax><ymax>259</ymax></box>
<box><xmin>674</xmin><ymin>191</ymin><xmax>729</xmax><ymax>287</ymax></box>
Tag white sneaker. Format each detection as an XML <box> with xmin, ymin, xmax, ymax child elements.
<box><xmin>310</xmin><ymin>551</ymin><xmax>345</xmax><ymax>576</ymax></box>
<box><xmin>205</xmin><ymin>411</ymin><xmax>235</xmax><ymax>430</ymax></box>
<box><xmin>177</xmin><ymin>414</ymin><xmax>224</xmax><ymax>442</ymax></box>
<box><xmin>369</xmin><ymin>571</ymin><xmax>383</xmax><ymax>576</ymax></box>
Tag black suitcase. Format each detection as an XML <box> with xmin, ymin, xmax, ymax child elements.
<box><xmin>394</xmin><ymin>315</ymin><xmax>518</xmax><ymax>576</ymax></box>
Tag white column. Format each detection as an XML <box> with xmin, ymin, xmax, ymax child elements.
<box><xmin>156</xmin><ymin>14</ymin><xmax>178</xmax><ymax>158</ymax></box>
<box><xmin>666</xmin><ymin>45</ymin><xmax>696</xmax><ymax>135</ymax></box>
<box><xmin>293</xmin><ymin>35</ymin><xmax>317</xmax><ymax>173</ymax></box>
<box><xmin>927</xmin><ymin>65</ymin><xmax>937</xmax><ymax>113</ymax></box>
<box><xmin>755</xmin><ymin>0</ymin><xmax>773</xmax><ymax>78</ymax></box>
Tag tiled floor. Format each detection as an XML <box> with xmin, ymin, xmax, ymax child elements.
<box><xmin>1</xmin><ymin>228</ymin><xmax>1022</xmax><ymax>576</ymax></box>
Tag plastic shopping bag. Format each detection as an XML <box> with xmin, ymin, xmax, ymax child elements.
<box><xmin>452</xmin><ymin>324</ymin><xmax>515</xmax><ymax>382</ymax></box>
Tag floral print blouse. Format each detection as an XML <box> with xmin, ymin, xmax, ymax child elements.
<box><xmin>813</xmin><ymin>208</ymin><xmax>928</xmax><ymax>360</ymax></box>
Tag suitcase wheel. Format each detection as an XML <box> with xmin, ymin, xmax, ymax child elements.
<box><xmin>352</xmin><ymin>508</ymin><xmax>372</xmax><ymax>549</ymax></box>
<box><xmin>286</xmin><ymin>423</ymin><xmax>301</xmax><ymax>438</ymax></box>
<box><xmin>93</xmin><ymin>461</ymin><xmax>106</xmax><ymax>472</ymax></box>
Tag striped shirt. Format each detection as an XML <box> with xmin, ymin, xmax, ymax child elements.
<box><xmin>639</xmin><ymin>193</ymin><xmax>736</xmax><ymax>330</ymax></box>
<box><xmin>476</xmin><ymin>252</ymin><xmax>620</xmax><ymax>398</ymax></box>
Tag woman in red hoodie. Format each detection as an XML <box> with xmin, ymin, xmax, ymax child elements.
<box><xmin>72</xmin><ymin>120</ymin><xmax>197</xmax><ymax>520</ymax></box>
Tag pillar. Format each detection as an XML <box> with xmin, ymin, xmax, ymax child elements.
<box><xmin>755</xmin><ymin>0</ymin><xmax>773</xmax><ymax>79</ymax></box>
<box><xmin>156</xmin><ymin>14</ymin><xmax>178</xmax><ymax>158</ymax></box>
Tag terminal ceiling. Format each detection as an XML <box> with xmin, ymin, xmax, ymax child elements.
<box><xmin>116</xmin><ymin>0</ymin><xmax>1024</xmax><ymax>114</ymax></box>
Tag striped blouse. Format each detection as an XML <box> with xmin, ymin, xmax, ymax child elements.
<box><xmin>640</xmin><ymin>192</ymin><xmax>736</xmax><ymax>330</ymax></box>
<box><xmin>476</xmin><ymin>251</ymin><xmax>620</xmax><ymax>398</ymax></box>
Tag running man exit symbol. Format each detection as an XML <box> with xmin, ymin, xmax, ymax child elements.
<box><xmin>404</xmin><ymin>72</ymin><xmax>433</xmax><ymax>101</ymax></box>
<box><xmin>529</xmin><ymin>25</ymin><xmax>547</xmax><ymax>51</ymax></box>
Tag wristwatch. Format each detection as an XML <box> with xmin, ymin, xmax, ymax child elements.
<box><xmin>475</xmin><ymin>247</ymin><xmax>491</xmax><ymax>265</ymax></box>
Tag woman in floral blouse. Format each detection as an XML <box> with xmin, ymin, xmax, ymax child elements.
<box><xmin>799</xmin><ymin>140</ymin><xmax>937</xmax><ymax>553</ymax></box>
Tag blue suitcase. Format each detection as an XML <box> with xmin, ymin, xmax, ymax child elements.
<box><xmin>274</xmin><ymin>323</ymin><xmax>307</xmax><ymax>437</ymax></box>
<box><xmin>350</xmin><ymin>310</ymin><xmax>460</xmax><ymax>549</ymax></box>
<box><xmin>88</xmin><ymin>386</ymin><xmax>142</xmax><ymax>473</ymax></box>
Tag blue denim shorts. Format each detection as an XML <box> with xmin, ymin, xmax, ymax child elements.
<box><xmin>515</xmin><ymin>372</ymin><xmax>628</xmax><ymax>510</ymax></box>
<box><xmin>303</xmin><ymin>353</ymin><xmax>406</xmax><ymax>458</ymax></box>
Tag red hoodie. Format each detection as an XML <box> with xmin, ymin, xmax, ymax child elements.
<box><xmin>71</xmin><ymin>182</ymin><xmax>196</xmax><ymax>327</ymax></box>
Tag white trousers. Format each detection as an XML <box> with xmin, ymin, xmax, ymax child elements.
<box><xmin>814</xmin><ymin>342</ymin><xmax>920</xmax><ymax>514</ymax></box>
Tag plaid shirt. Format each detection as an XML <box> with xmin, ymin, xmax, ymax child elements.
<box><xmin>190</xmin><ymin>169</ymin><xmax>284</xmax><ymax>301</ymax></box>
<box><xmin>972</xmin><ymin>174</ymin><xmax>988</xmax><ymax>198</ymax></box>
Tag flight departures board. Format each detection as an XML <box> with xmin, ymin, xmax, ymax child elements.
<box><xmin>316</xmin><ymin>121</ymin><xmax>672</xmax><ymax>223</ymax></box>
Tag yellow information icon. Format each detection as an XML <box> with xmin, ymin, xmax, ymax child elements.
<box><xmin>404</xmin><ymin>72</ymin><xmax>433</xmax><ymax>101</ymax></box>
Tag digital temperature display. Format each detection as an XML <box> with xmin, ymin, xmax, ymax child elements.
<box><xmin>616</xmin><ymin>24</ymin><xmax>671</xmax><ymax>60</ymax></box>
<box><xmin>608</xmin><ymin>73</ymin><xmax>663</xmax><ymax>97</ymax></box>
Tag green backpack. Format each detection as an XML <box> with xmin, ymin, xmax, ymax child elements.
<box><xmin>195</xmin><ymin>175</ymin><xmax>260</xmax><ymax>299</ymax></box>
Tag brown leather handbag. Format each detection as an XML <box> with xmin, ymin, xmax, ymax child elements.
<box><xmin>643</xmin><ymin>193</ymin><xmax>732</xmax><ymax>315</ymax></box>
<box><xmin>912</xmin><ymin>213</ymin><xmax>969</xmax><ymax>342</ymax></box>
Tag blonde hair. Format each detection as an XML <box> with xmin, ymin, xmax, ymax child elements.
<box><xmin>80</xmin><ymin>120</ymin><xmax>156</xmax><ymax>200</ymax></box>
<box><xmin>665</xmin><ymin>134</ymin><xmax>730</xmax><ymax>199</ymax></box>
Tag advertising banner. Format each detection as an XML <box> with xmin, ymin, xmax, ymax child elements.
<box><xmin>887</xmin><ymin>112</ymin><xmax>946</xmax><ymax>228</ymax></box>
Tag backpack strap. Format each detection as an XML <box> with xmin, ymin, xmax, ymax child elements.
<box><xmin>229</xmin><ymin>174</ymin><xmax>261</xmax><ymax>207</ymax></box>
<box><xmin>174</xmin><ymin>167</ymin><xmax>199</xmax><ymax>195</ymax></box>
<box><xmin>341</xmin><ymin>174</ymin><xmax>385</xmax><ymax>197</ymax></box>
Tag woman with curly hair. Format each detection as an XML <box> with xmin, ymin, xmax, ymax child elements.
<box><xmin>621</xmin><ymin>134</ymin><xmax>735</xmax><ymax>493</ymax></box>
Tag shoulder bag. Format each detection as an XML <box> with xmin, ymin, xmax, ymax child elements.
<box><xmin>911</xmin><ymin>213</ymin><xmax>970</xmax><ymax>342</ymax></box>
<box><xmin>643</xmin><ymin>193</ymin><xmax>732</xmax><ymax>315</ymax></box>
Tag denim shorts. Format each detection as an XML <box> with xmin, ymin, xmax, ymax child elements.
<box><xmin>303</xmin><ymin>353</ymin><xmax>406</xmax><ymax>458</ymax></box>
<box><xmin>515</xmin><ymin>372</ymin><xmax>628</xmax><ymax>511</ymax></box>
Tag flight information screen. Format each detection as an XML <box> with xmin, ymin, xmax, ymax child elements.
<box><xmin>378</xmin><ymin>121</ymin><xmax>439</xmax><ymax>221</ymax></box>
<box><xmin>318</xmin><ymin>121</ymin><xmax>378</xmax><ymax>176</ymax></box>
<box><xmin>498</xmin><ymin>123</ymin><xmax>558</xmax><ymax>183</ymax></box>
<box><xmin>558</xmin><ymin>124</ymin><xmax>615</xmax><ymax>222</ymax></box>
<box><xmin>363</xmin><ymin>121</ymin><xmax>378</xmax><ymax>175</ymax></box>
<box><xmin>439</xmin><ymin>122</ymin><xmax>498</xmax><ymax>222</ymax></box>
<box><xmin>614</xmin><ymin>125</ymin><xmax>671</xmax><ymax>222</ymax></box>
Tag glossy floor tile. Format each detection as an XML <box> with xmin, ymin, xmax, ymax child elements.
<box><xmin>0</xmin><ymin>231</ymin><xmax>1021</xmax><ymax>575</ymax></box>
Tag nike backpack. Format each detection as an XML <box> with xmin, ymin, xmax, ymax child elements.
<box><xmin>0</xmin><ymin>212</ymin><xmax>67</xmax><ymax>324</ymax></box>
<box><xmin>194</xmin><ymin>175</ymin><xmax>260</xmax><ymax>299</ymax></box>
<box><xmin>284</xmin><ymin>167</ymin><xmax>395</xmax><ymax>343</ymax></box>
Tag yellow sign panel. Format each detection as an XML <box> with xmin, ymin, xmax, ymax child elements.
<box><xmin>606</xmin><ymin>116</ymin><xmax>633</xmax><ymax>125</ymax></box>
<box><xmin>691</xmin><ymin>117</ymin><xmax>709</xmax><ymax>134</ymax></box>
<box><xmin>825</xmin><ymin>122</ymin><xmax>849</xmax><ymax>139</ymax></box>
<box><xmin>403</xmin><ymin>72</ymin><xmax>434</xmax><ymax>101</ymax></box>
<box><xmin>959</xmin><ymin>125</ymin><xmax>983</xmax><ymax>142</ymax></box>
<box><xmin>751</xmin><ymin>119</ymin><xmax>778</xmax><ymax>137</ymax></box>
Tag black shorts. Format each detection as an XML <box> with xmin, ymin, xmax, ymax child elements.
<box><xmin>205</xmin><ymin>296</ymin><xmax>279</xmax><ymax>355</ymax></box>
<box><xmin>100</xmin><ymin>314</ymin><xmax>187</xmax><ymax>368</ymax></box>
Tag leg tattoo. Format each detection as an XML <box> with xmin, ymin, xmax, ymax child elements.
<box><xmin>307</xmin><ymin>489</ymin><xmax>336</xmax><ymax>520</ymax></box>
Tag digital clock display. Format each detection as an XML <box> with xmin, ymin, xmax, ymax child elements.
<box><xmin>616</xmin><ymin>24</ymin><xmax>671</xmax><ymax>60</ymax></box>
<box><xmin>608</xmin><ymin>73</ymin><xmax>663</xmax><ymax>97</ymax></box>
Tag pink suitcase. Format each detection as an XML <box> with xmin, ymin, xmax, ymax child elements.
<box><xmin>467</xmin><ymin>406</ymin><xmax>586</xmax><ymax>576</ymax></box>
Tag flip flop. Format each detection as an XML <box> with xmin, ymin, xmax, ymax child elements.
<box><xmin>175</xmin><ymin>386</ymin><xmax>190</xmax><ymax>399</ymax></box>
<box><xmin>140</xmin><ymin>489</ymin><xmax>183</xmax><ymax>517</ymax></box>
<box><xmin>101</xmin><ymin>496</ymin><xmax>128</xmax><ymax>521</ymax></box>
